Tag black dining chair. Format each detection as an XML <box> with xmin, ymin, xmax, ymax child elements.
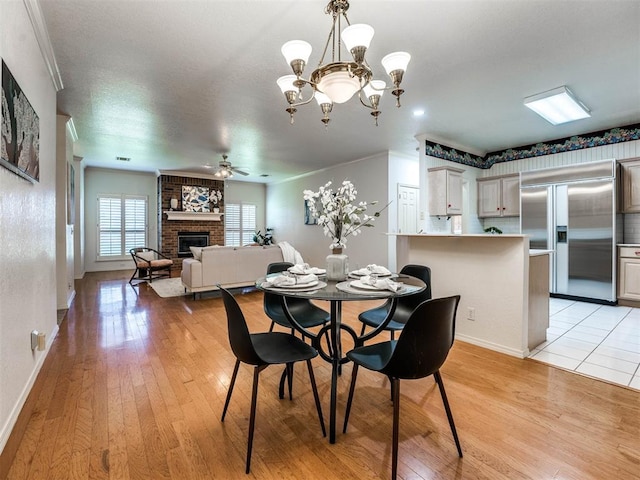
<box><xmin>263</xmin><ymin>262</ymin><xmax>332</xmax><ymax>398</ymax></box>
<box><xmin>358</xmin><ymin>264</ymin><xmax>432</xmax><ymax>340</ymax></box>
<box><xmin>264</xmin><ymin>262</ymin><xmax>330</xmax><ymax>335</ymax></box>
<box><xmin>218</xmin><ymin>287</ymin><xmax>326</xmax><ymax>474</ymax></box>
<box><xmin>343</xmin><ymin>295</ymin><xmax>462</xmax><ymax>480</ymax></box>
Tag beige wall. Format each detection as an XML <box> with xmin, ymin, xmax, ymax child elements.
<box><xmin>0</xmin><ymin>1</ymin><xmax>58</xmax><ymax>453</ymax></box>
<box><xmin>266</xmin><ymin>153</ymin><xmax>390</xmax><ymax>269</ymax></box>
<box><xmin>84</xmin><ymin>168</ymin><xmax>158</xmax><ymax>272</ymax></box>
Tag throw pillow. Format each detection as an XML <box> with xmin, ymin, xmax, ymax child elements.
<box><xmin>190</xmin><ymin>246</ymin><xmax>203</xmax><ymax>261</ymax></box>
<box><xmin>137</xmin><ymin>251</ymin><xmax>156</xmax><ymax>261</ymax></box>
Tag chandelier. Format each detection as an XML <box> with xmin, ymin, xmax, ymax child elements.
<box><xmin>276</xmin><ymin>0</ymin><xmax>410</xmax><ymax>127</ymax></box>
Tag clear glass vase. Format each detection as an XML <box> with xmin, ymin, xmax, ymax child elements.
<box><xmin>326</xmin><ymin>243</ymin><xmax>348</xmax><ymax>281</ymax></box>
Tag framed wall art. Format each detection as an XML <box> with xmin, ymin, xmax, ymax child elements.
<box><xmin>182</xmin><ymin>185</ymin><xmax>210</xmax><ymax>212</ymax></box>
<box><xmin>1</xmin><ymin>59</ymin><xmax>40</xmax><ymax>183</ymax></box>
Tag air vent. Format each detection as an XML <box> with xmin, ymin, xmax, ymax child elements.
<box><xmin>115</xmin><ymin>156</ymin><xmax>131</xmax><ymax>162</ymax></box>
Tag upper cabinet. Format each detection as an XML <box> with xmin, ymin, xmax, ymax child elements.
<box><xmin>428</xmin><ymin>166</ymin><xmax>464</xmax><ymax>216</ymax></box>
<box><xmin>477</xmin><ymin>174</ymin><xmax>520</xmax><ymax>218</ymax></box>
<box><xmin>619</xmin><ymin>158</ymin><xmax>640</xmax><ymax>213</ymax></box>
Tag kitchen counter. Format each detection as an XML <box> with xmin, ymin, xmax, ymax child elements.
<box><xmin>395</xmin><ymin>234</ymin><xmax>550</xmax><ymax>357</ymax></box>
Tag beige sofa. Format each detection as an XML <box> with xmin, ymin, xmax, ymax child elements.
<box><xmin>181</xmin><ymin>245</ymin><xmax>285</xmax><ymax>296</ymax></box>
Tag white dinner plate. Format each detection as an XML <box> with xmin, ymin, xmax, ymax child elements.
<box><xmin>268</xmin><ymin>280</ymin><xmax>319</xmax><ymax>289</ymax></box>
<box><xmin>350</xmin><ymin>280</ymin><xmax>390</xmax><ymax>291</ymax></box>
<box><xmin>349</xmin><ymin>271</ymin><xmax>392</xmax><ymax>278</ymax></box>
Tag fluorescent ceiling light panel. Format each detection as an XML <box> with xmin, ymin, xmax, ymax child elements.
<box><xmin>524</xmin><ymin>86</ymin><xmax>591</xmax><ymax>125</ymax></box>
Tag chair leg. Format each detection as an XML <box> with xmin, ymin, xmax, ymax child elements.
<box><xmin>360</xmin><ymin>322</ymin><xmax>366</xmax><ymax>336</ymax></box>
<box><xmin>278</xmin><ymin>367</ymin><xmax>287</xmax><ymax>400</ymax></box>
<box><xmin>286</xmin><ymin>362</ymin><xmax>294</xmax><ymax>400</ymax></box>
<box><xmin>268</xmin><ymin>321</ymin><xmax>275</xmax><ymax>332</ymax></box>
<box><xmin>434</xmin><ymin>371</ymin><xmax>463</xmax><ymax>457</ymax></box>
<box><xmin>246</xmin><ymin>365</ymin><xmax>265</xmax><ymax>474</ymax></box>
<box><xmin>306</xmin><ymin>359</ymin><xmax>326</xmax><ymax>437</ymax></box>
<box><xmin>391</xmin><ymin>377</ymin><xmax>401</xmax><ymax>480</ymax></box>
<box><xmin>342</xmin><ymin>363</ymin><xmax>359</xmax><ymax>433</ymax></box>
<box><xmin>221</xmin><ymin>360</ymin><xmax>240</xmax><ymax>421</ymax></box>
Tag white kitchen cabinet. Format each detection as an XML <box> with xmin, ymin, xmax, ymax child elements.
<box><xmin>618</xmin><ymin>246</ymin><xmax>640</xmax><ymax>301</ymax></box>
<box><xmin>477</xmin><ymin>174</ymin><xmax>520</xmax><ymax>218</ymax></box>
<box><xmin>619</xmin><ymin>158</ymin><xmax>640</xmax><ymax>213</ymax></box>
<box><xmin>428</xmin><ymin>166</ymin><xmax>464</xmax><ymax>216</ymax></box>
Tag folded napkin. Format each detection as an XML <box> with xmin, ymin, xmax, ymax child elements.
<box><xmin>288</xmin><ymin>264</ymin><xmax>326</xmax><ymax>275</ymax></box>
<box><xmin>361</xmin><ymin>275</ymin><xmax>402</xmax><ymax>292</ymax></box>
<box><xmin>262</xmin><ymin>273</ymin><xmax>318</xmax><ymax>288</ymax></box>
<box><xmin>352</xmin><ymin>264</ymin><xmax>392</xmax><ymax>276</ymax></box>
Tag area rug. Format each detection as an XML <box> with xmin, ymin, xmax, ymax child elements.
<box><xmin>148</xmin><ymin>277</ymin><xmax>188</xmax><ymax>298</ymax></box>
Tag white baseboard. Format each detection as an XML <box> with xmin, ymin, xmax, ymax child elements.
<box><xmin>0</xmin><ymin>323</ymin><xmax>59</xmax><ymax>454</ymax></box>
<box><xmin>455</xmin><ymin>333</ymin><xmax>527</xmax><ymax>359</ymax></box>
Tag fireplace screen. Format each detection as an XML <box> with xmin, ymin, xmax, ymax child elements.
<box><xmin>178</xmin><ymin>232</ymin><xmax>209</xmax><ymax>257</ymax></box>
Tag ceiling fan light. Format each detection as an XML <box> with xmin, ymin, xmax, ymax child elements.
<box><xmin>363</xmin><ymin>80</ymin><xmax>386</xmax><ymax>99</ymax></box>
<box><xmin>281</xmin><ymin>40</ymin><xmax>312</xmax><ymax>65</ymax></box>
<box><xmin>317</xmin><ymin>70</ymin><xmax>361</xmax><ymax>104</ymax></box>
<box><xmin>342</xmin><ymin>24</ymin><xmax>374</xmax><ymax>51</ymax></box>
<box><xmin>381</xmin><ymin>51</ymin><xmax>411</xmax><ymax>75</ymax></box>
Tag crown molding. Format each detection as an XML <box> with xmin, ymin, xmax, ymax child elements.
<box><xmin>23</xmin><ymin>0</ymin><xmax>63</xmax><ymax>92</ymax></box>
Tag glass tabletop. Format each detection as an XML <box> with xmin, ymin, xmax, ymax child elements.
<box><xmin>255</xmin><ymin>273</ymin><xmax>426</xmax><ymax>301</ymax></box>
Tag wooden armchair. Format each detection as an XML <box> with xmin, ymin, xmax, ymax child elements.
<box><xmin>129</xmin><ymin>247</ymin><xmax>173</xmax><ymax>285</ymax></box>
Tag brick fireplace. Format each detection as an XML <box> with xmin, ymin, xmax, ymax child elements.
<box><xmin>158</xmin><ymin>174</ymin><xmax>225</xmax><ymax>271</ymax></box>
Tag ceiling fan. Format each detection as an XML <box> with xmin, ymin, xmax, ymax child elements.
<box><xmin>209</xmin><ymin>154</ymin><xmax>249</xmax><ymax>178</ymax></box>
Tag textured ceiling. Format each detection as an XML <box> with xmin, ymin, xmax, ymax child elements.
<box><xmin>39</xmin><ymin>0</ymin><xmax>640</xmax><ymax>183</ymax></box>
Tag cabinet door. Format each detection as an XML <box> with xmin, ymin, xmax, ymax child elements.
<box><xmin>446</xmin><ymin>170</ymin><xmax>463</xmax><ymax>215</ymax></box>
<box><xmin>477</xmin><ymin>179</ymin><xmax>501</xmax><ymax>217</ymax></box>
<box><xmin>619</xmin><ymin>258</ymin><xmax>640</xmax><ymax>300</ymax></box>
<box><xmin>501</xmin><ymin>175</ymin><xmax>520</xmax><ymax>217</ymax></box>
<box><xmin>622</xmin><ymin>160</ymin><xmax>640</xmax><ymax>213</ymax></box>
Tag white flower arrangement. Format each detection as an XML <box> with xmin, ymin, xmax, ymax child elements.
<box><xmin>209</xmin><ymin>189</ymin><xmax>222</xmax><ymax>205</ymax></box>
<box><xmin>303</xmin><ymin>180</ymin><xmax>388</xmax><ymax>248</ymax></box>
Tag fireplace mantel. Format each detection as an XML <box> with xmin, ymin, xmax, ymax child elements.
<box><xmin>164</xmin><ymin>211</ymin><xmax>223</xmax><ymax>221</ymax></box>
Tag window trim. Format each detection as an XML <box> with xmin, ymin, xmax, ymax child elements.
<box><xmin>97</xmin><ymin>194</ymin><xmax>148</xmax><ymax>261</ymax></box>
<box><xmin>224</xmin><ymin>202</ymin><xmax>257</xmax><ymax>247</ymax></box>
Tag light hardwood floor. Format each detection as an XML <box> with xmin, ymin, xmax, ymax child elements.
<box><xmin>2</xmin><ymin>271</ymin><xmax>639</xmax><ymax>479</ymax></box>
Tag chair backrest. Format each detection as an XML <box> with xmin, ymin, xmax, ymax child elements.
<box><xmin>220</xmin><ymin>287</ymin><xmax>263</xmax><ymax>365</ymax></box>
<box><xmin>393</xmin><ymin>264</ymin><xmax>433</xmax><ymax>322</ymax></box>
<box><xmin>381</xmin><ymin>295</ymin><xmax>460</xmax><ymax>380</ymax></box>
<box><xmin>263</xmin><ymin>262</ymin><xmax>309</xmax><ymax>318</ymax></box>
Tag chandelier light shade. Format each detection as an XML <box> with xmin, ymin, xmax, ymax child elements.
<box><xmin>524</xmin><ymin>86</ymin><xmax>591</xmax><ymax>125</ymax></box>
<box><xmin>277</xmin><ymin>0</ymin><xmax>410</xmax><ymax>127</ymax></box>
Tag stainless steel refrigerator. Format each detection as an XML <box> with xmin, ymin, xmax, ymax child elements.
<box><xmin>520</xmin><ymin>159</ymin><xmax>620</xmax><ymax>304</ymax></box>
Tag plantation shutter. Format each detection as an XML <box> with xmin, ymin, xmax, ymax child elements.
<box><xmin>97</xmin><ymin>194</ymin><xmax>147</xmax><ymax>259</ymax></box>
<box><xmin>224</xmin><ymin>203</ymin><xmax>257</xmax><ymax>246</ymax></box>
<box><xmin>98</xmin><ymin>196</ymin><xmax>123</xmax><ymax>257</ymax></box>
<box><xmin>242</xmin><ymin>204</ymin><xmax>257</xmax><ymax>245</ymax></box>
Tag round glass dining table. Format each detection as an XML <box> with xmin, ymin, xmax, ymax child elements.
<box><xmin>256</xmin><ymin>274</ymin><xmax>426</xmax><ymax>444</ymax></box>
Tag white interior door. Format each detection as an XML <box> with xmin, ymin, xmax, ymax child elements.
<box><xmin>398</xmin><ymin>184</ymin><xmax>419</xmax><ymax>234</ymax></box>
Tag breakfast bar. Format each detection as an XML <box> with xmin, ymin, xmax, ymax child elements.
<box><xmin>394</xmin><ymin>234</ymin><xmax>550</xmax><ymax>358</ymax></box>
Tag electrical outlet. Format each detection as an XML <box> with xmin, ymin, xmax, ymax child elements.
<box><xmin>467</xmin><ymin>307</ymin><xmax>475</xmax><ymax>320</ymax></box>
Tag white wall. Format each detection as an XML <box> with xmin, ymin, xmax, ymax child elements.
<box><xmin>224</xmin><ymin>180</ymin><xmax>266</xmax><ymax>235</ymax></box>
<box><xmin>84</xmin><ymin>168</ymin><xmax>158</xmax><ymax>272</ymax></box>
<box><xmin>267</xmin><ymin>153</ymin><xmax>390</xmax><ymax>269</ymax></box>
<box><xmin>73</xmin><ymin>156</ymin><xmax>85</xmax><ymax>279</ymax></box>
<box><xmin>387</xmin><ymin>150</ymin><xmax>420</xmax><ymax>271</ymax></box>
<box><xmin>0</xmin><ymin>1</ymin><xmax>58</xmax><ymax>453</ymax></box>
<box><xmin>55</xmin><ymin>115</ymin><xmax>75</xmax><ymax>309</ymax></box>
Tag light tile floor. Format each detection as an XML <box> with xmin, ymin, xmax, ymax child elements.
<box><xmin>530</xmin><ymin>297</ymin><xmax>640</xmax><ymax>391</ymax></box>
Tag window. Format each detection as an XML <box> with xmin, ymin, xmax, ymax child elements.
<box><xmin>97</xmin><ymin>194</ymin><xmax>148</xmax><ymax>259</ymax></box>
<box><xmin>225</xmin><ymin>203</ymin><xmax>257</xmax><ymax>246</ymax></box>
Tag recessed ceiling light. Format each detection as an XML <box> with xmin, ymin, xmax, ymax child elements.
<box><xmin>413</xmin><ymin>109</ymin><xmax>425</xmax><ymax>117</ymax></box>
<box><xmin>524</xmin><ymin>86</ymin><xmax>590</xmax><ymax>125</ymax></box>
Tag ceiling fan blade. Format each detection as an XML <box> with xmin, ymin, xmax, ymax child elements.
<box><xmin>230</xmin><ymin>166</ymin><xmax>249</xmax><ymax>176</ymax></box>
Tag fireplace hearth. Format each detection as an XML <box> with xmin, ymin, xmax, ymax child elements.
<box><xmin>178</xmin><ymin>232</ymin><xmax>209</xmax><ymax>257</ymax></box>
